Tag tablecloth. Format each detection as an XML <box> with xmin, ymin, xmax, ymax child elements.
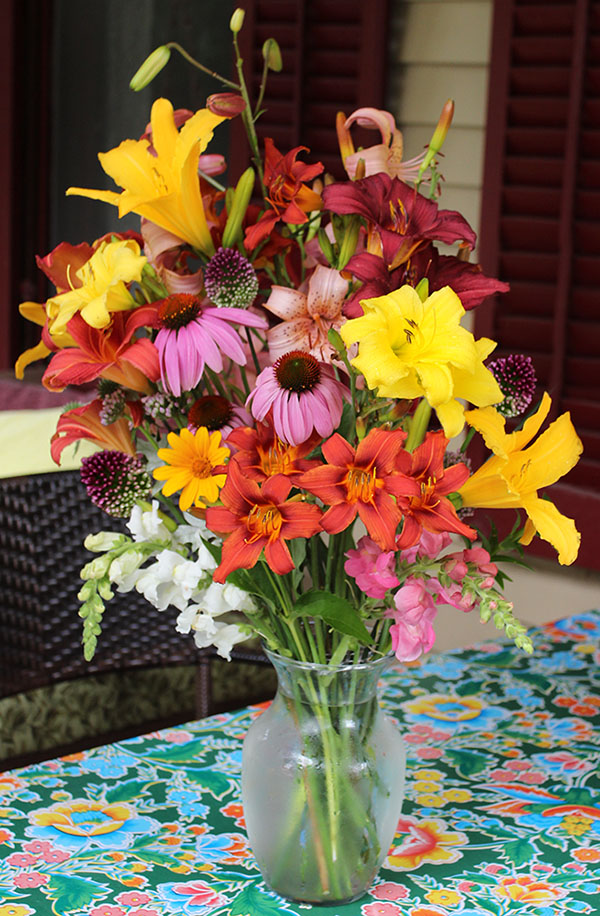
<box><xmin>1</xmin><ymin>610</ymin><xmax>600</xmax><ymax>916</ymax></box>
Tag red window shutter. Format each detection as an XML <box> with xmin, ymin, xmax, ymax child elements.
<box><xmin>227</xmin><ymin>0</ymin><xmax>390</xmax><ymax>181</ymax></box>
<box><xmin>477</xmin><ymin>0</ymin><xmax>600</xmax><ymax>569</ymax></box>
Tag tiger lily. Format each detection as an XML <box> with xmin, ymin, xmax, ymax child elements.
<box><xmin>66</xmin><ymin>98</ymin><xmax>226</xmax><ymax>256</ymax></box>
<box><xmin>459</xmin><ymin>393</ymin><xmax>583</xmax><ymax>564</ymax></box>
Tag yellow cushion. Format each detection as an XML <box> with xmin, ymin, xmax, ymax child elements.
<box><xmin>0</xmin><ymin>409</ymin><xmax>97</xmax><ymax>478</ymax></box>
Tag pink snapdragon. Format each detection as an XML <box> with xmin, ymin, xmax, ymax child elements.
<box><xmin>399</xmin><ymin>530</ymin><xmax>452</xmax><ymax>564</ymax></box>
<box><xmin>344</xmin><ymin>536</ymin><xmax>400</xmax><ymax>599</ymax></box>
<box><xmin>387</xmin><ymin>577</ymin><xmax>437</xmax><ymax>662</ymax></box>
<box><xmin>443</xmin><ymin>546</ymin><xmax>498</xmax><ymax>589</ymax></box>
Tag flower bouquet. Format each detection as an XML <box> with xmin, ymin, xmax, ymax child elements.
<box><xmin>16</xmin><ymin>9</ymin><xmax>583</xmax><ymax>905</ymax></box>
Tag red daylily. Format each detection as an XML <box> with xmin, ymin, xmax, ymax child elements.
<box><xmin>322</xmin><ymin>173</ymin><xmax>476</xmax><ymax>270</ymax></box>
<box><xmin>42</xmin><ymin>306</ymin><xmax>160</xmax><ymax>393</ymax></box>
<box><xmin>226</xmin><ymin>421</ymin><xmax>321</xmax><ymax>482</ymax></box>
<box><xmin>389</xmin><ymin>431</ymin><xmax>476</xmax><ymax>548</ymax></box>
<box><xmin>205</xmin><ymin>460</ymin><xmax>323</xmax><ymax>582</ymax></box>
<box><xmin>298</xmin><ymin>428</ymin><xmax>409</xmax><ymax>550</ymax></box>
<box><xmin>244</xmin><ymin>138</ymin><xmax>323</xmax><ymax>250</ymax></box>
<box><xmin>343</xmin><ymin>243</ymin><xmax>509</xmax><ymax>317</ymax></box>
<box><xmin>50</xmin><ymin>398</ymin><xmax>142</xmax><ymax>465</ymax></box>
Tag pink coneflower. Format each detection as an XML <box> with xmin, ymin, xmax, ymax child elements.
<box><xmin>246</xmin><ymin>350</ymin><xmax>350</xmax><ymax>446</ymax></box>
<box><xmin>187</xmin><ymin>395</ymin><xmax>251</xmax><ymax>439</ymax></box>
<box><xmin>154</xmin><ymin>293</ymin><xmax>267</xmax><ymax>396</ymax></box>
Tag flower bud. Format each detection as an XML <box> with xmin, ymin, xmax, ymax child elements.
<box><xmin>222</xmin><ymin>167</ymin><xmax>255</xmax><ymax>247</ymax></box>
<box><xmin>129</xmin><ymin>45</ymin><xmax>171</xmax><ymax>91</ymax></box>
<box><xmin>230</xmin><ymin>8</ymin><xmax>245</xmax><ymax>32</ymax></box>
<box><xmin>206</xmin><ymin>92</ymin><xmax>246</xmax><ymax>118</ymax></box>
<box><xmin>84</xmin><ymin>531</ymin><xmax>124</xmax><ymax>552</ymax></box>
<box><xmin>262</xmin><ymin>38</ymin><xmax>282</xmax><ymax>72</ymax></box>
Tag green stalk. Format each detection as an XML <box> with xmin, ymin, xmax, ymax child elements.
<box><xmin>405</xmin><ymin>399</ymin><xmax>432</xmax><ymax>452</ymax></box>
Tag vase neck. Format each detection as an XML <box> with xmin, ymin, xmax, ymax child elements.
<box><xmin>265</xmin><ymin>650</ymin><xmax>392</xmax><ymax>705</ymax></box>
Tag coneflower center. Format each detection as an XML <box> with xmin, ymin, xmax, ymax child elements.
<box><xmin>275</xmin><ymin>350</ymin><xmax>320</xmax><ymax>393</ymax></box>
<box><xmin>246</xmin><ymin>504</ymin><xmax>282</xmax><ymax>540</ymax></box>
<box><xmin>345</xmin><ymin>467</ymin><xmax>377</xmax><ymax>503</ymax></box>
<box><xmin>158</xmin><ymin>294</ymin><xmax>202</xmax><ymax>329</ymax></box>
<box><xmin>189</xmin><ymin>396</ymin><xmax>233</xmax><ymax>431</ymax></box>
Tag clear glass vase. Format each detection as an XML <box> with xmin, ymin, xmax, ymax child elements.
<box><xmin>241</xmin><ymin>649</ymin><xmax>406</xmax><ymax>905</ymax></box>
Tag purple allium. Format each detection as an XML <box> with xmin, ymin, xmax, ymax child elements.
<box><xmin>488</xmin><ymin>353</ymin><xmax>537</xmax><ymax>418</ymax></box>
<box><xmin>204</xmin><ymin>247</ymin><xmax>259</xmax><ymax>308</ymax></box>
<box><xmin>80</xmin><ymin>450</ymin><xmax>152</xmax><ymax>517</ymax></box>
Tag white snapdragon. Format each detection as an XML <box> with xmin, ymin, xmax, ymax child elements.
<box><xmin>84</xmin><ymin>531</ymin><xmax>125</xmax><ymax>552</ymax></box>
<box><xmin>109</xmin><ymin>549</ymin><xmax>147</xmax><ymax>592</ymax></box>
<box><xmin>127</xmin><ymin>500</ymin><xmax>172</xmax><ymax>543</ymax></box>
<box><xmin>135</xmin><ymin>549</ymin><xmax>208</xmax><ymax>611</ymax></box>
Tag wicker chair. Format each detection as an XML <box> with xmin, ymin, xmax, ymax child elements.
<box><xmin>0</xmin><ymin>470</ymin><xmax>272</xmax><ymax>767</ymax></box>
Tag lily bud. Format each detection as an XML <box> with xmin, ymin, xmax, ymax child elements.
<box><xmin>262</xmin><ymin>38</ymin><xmax>282</xmax><ymax>72</ymax></box>
<box><xmin>327</xmin><ymin>327</ymin><xmax>346</xmax><ymax>355</ymax></box>
<box><xmin>129</xmin><ymin>45</ymin><xmax>171</xmax><ymax>91</ymax></box>
<box><xmin>207</xmin><ymin>92</ymin><xmax>246</xmax><ymax>118</ymax></box>
<box><xmin>318</xmin><ymin>228</ymin><xmax>335</xmax><ymax>265</ymax></box>
<box><xmin>230</xmin><ymin>8</ymin><xmax>245</xmax><ymax>32</ymax></box>
<box><xmin>222</xmin><ymin>167</ymin><xmax>255</xmax><ymax>247</ymax></box>
<box><xmin>414</xmin><ymin>277</ymin><xmax>429</xmax><ymax>302</ymax></box>
<box><xmin>337</xmin><ymin>215</ymin><xmax>360</xmax><ymax>269</ymax></box>
<box><xmin>418</xmin><ymin>99</ymin><xmax>455</xmax><ymax>177</ymax></box>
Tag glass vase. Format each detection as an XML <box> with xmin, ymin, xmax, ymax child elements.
<box><xmin>241</xmin><ymin>648</ymin><xmax>406</xmax><ymax>905</ymax></box>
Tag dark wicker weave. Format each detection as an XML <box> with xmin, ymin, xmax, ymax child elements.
<box><xmin>0</xmin><ymin>470</ymin><xmax>270</xmax><ymax>732</ymax></box>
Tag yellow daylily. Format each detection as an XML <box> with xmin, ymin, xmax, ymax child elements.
<box><xmin>66</xmin><ymin>98</ymin><xmax>225</xmax><ymax>256</ymax></box>
<box><xmin>44</xmin><ymin>239</ymin><xmax>146</xmax><ymax>340</ymax></box>
<box><xmin>459</xmin><ymin>393</ymin><xmax>583</xmax><ymax>564</ymax></box>
<box><xmin>340</xmin><ymin>284</ymin><xmax>503</xmax><ymax>437</ymax></box>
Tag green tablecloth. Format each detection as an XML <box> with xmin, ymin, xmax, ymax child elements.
<box><xmin>1</xmin><ymin>611</ymin><xmax>600</xmax><ymax>915</ymax></box>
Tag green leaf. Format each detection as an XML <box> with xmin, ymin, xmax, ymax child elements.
<box><xmin>291</xmin><ymin>590</ymin><xmax>372</xmax><ymax>645</ymax></box>
<box><xmin>185</xmin><ymin>768</ymin><xmax>234</xmax><ymax>799</ymax></box>
<box><xmin>513</xmin><ymin>671</ymin><xmax>553</xmax><ymax>693</ymax></box>
<box><xmin>500</xmin><ymin>837</ymin><xmax>537</xmax><ymax>867</ymax></box>
<box><xmin>45</xmin><ymin>875</ymin><xmax>109</xmax><ymax>912</ymax></box>
<box><xmin>145</xmin><ymin>738</ymin><xmax>209</xmax><ymax>763</ymax></box>
<box><xmin>455</xmin><ymin>679</ymin><xmax>485</xmax><ymax>696</ymax></box>
<box><xmin>446</xmin><ymin>748</ymin><xmax>491</xmax><ymax>777</ymax></box>
<box><xmin>105</xmin><ymin>779</ymin><xmax>150</xmax><ymax>803</ymax></box>
<box><xmin>227</xmin><ymin>564</ymin><xmax>279</xmax><ymax>607</ymax></box>
<box><xmin>229</xmin><ymin>884</ymin><xmax>298</xmax><ymax>915</ymax></box>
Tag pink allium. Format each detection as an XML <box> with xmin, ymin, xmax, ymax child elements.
<box><xmin>399</xmin><ymin>530</ymin><xmax>452</xmax><ymax>563</ymax></box>
<box><xmin>387</xmin><ymin>577</ymin><xmax>437</xmax><ymax>662</ymax></box>
<box><xmin>345</xmin><ymin>535</ymin><xmax>400</xmax><ymax>599</ymax></box>
<box><xmin>154</xmin><ymin>293</ymin><xmax>267</xmax><ymax>396</ymax></box>
<box><xmin>246</xmin><ymin>350</ymin><xmax>350</xmax><ymax>445</ymax></box>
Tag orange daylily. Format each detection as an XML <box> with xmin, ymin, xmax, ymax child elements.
<box><xmin>51</xmin><ymin>399</ymin><xmax>140</xmax><ymax>465</ymax></box>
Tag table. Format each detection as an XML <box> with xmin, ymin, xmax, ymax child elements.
<box><xmin>1</xmin><ymin>611</ymin><xmax>600</xmax><ymax>916</ymax></box>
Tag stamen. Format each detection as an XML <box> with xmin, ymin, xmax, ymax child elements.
<box><xmin>246</xmin><ymin>504</ymin><xmax>282</xmax><ymax>541</ymax></box>
<box><xmin>158</xmin><ymin>294</ymin><xmax>202</xmax><ymax>330</ymax></box>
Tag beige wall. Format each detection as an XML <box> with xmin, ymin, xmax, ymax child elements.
<box><xmin>387</xmin><ymin>0</ymin><xmax>600</xmax><ymax>649</ymax></box>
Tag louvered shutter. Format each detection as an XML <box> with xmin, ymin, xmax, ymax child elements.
<box><xmin>227</xmin><ymin>0</ymin><xmax>390</xmax><ymax>182</ymax></box>
<box><xmin>477</xmin><ymin>0</ymin><xmax>600</xmax><ymax>569</ymax></box>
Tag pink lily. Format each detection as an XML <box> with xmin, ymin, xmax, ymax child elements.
<box><xmin>42</xmin><ymin>306</ymin><xmax>160</xmax><ymax>393</ymax></box>
<box><xmin>263</xmin><ymin>264</ymin><xmax>349</xmax><ymax>362</ymax></box>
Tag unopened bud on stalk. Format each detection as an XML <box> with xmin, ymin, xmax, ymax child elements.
<box><xmin>129</xmin><ymin>45</ymin><xmax>171</xmax><ymax>91</ymax></box>
<box><xmin>337</xmin><ymin>215</ymin><xmax>361</xmax><ymax>269</ymax></box>
<box><xmin>230</xmin><ymin>8</ymin><xmax>245</xmax><ymax>32</ymax></box>
<box><xmin>418</xmin><ymin>99</ymin><xmax>455</xmax><ymax>179</ymax></box>
<box><xmin>262</xmin><ymin>37</ymin><xmax>282</xmax><ymax>72</ymax></box>
<box><xmin>327</xmin><ymin>327</ymin><xmax>346</xmax><ymax>355</ymax></box>
<box><xmin>414</xmin><ymin>277</ymin><xmax>429</xmax><ymax>302</ymax></box>
<box><xmin>222</xmin><ymin>167</ymin><xmax>255</xmax><ymax>247</ymax></box>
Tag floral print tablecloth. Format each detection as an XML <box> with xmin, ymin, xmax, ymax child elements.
<box><xmin>1</xmin><ymin>610</ymin><xmax>600</xmax><ymax>916</ymax></box>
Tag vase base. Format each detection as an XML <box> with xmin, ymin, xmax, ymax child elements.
<box><xmin>265</xmin><ymin>880</ymin><xmax>371</xmax><ymax>907</ymax></box>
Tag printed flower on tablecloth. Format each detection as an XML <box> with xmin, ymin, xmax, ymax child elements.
<box><xmin>401</xmin><ymin>693</ymin><xmax>508</xmax><ymax>734</ymax></box>
<box><xmin>492</xmin><ymin>874</ymin><xmax>568</xmax><ymax>905</ymax></box>
<box><xmin>361</xmin><ymin>903</ymin><xmax>404</xmax><ymax>916</ymax></box>
<box><xmin>0</xmin><ymin>905</ymin><xmax>36</xmax><ymax>916</ymax></box>
<box><xmin>220</xmin><ymin>802</ymin><xmax>246</xmax><ymax>828</ymax></box>
<box><xmin>385</xmin><ymin>815</ymin><xmax>468</xmax><ymax>870</ymax></box>
<box><xmin>156</xmin><ymin>880</ymin><xmax>228</xmax><ymax>914</ymax></box>
<box><xmin>484</xmin><ymin>784</ymin><xmax>600</xmax><ymax>838</ymax></box>
<box><xmin>25</xmin><ymin>799</ymin><xmax>159</xmax><ymax>850</ymax></box>
<box><xmin>193</xmin><ymin>831</ymin><xmax>250</xmax><ymax>864</ymax></box>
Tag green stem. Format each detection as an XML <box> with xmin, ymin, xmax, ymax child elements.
<box><xmin>231</xmin><ymin>33</ymin><xmax>265</xmax><ymax>190</ymax></box>
<box><xmin>166</xmin><ymin>42</ymin><xmax>240</xmax><ymax>90</ymax></box>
